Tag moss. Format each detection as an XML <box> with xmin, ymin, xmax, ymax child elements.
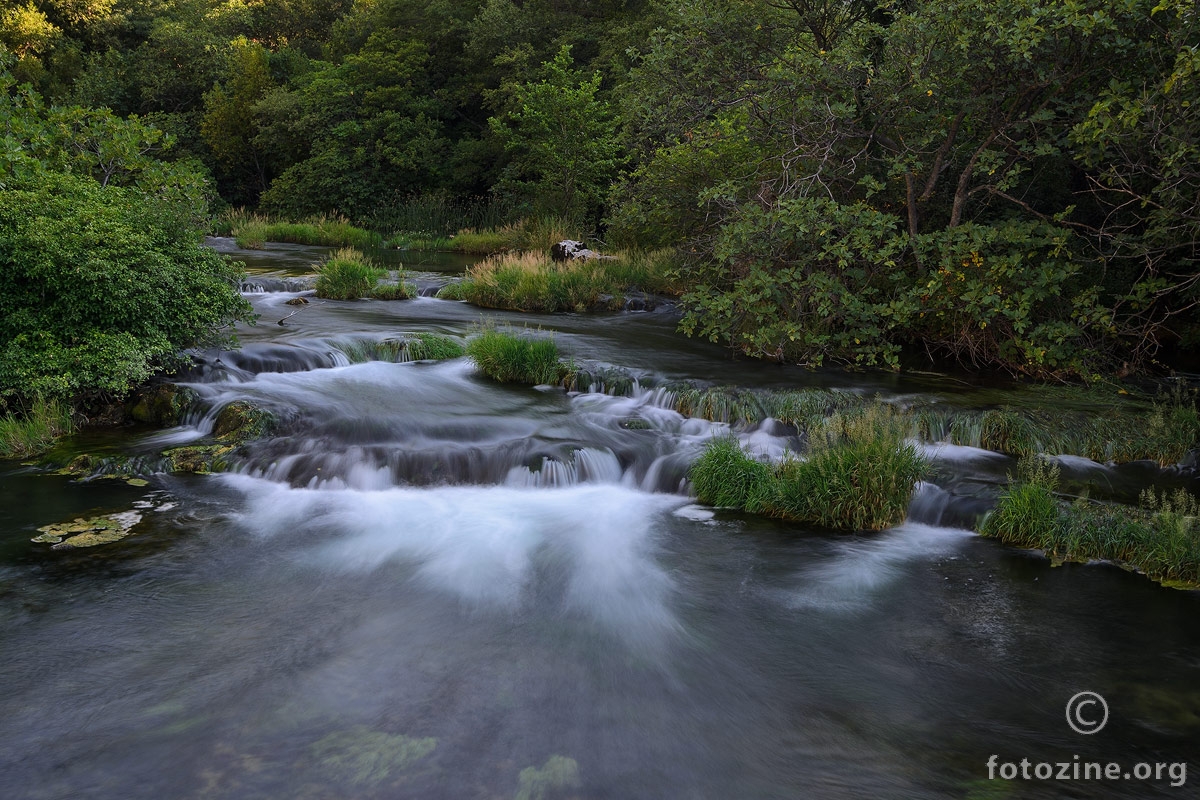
<box><xmin>162</xmin><ymin>444</ymin><xmax>232</xmax><ymax>473</ymax></box>
<box><xmin>126</xmin><ymin>384</ymin><xmax>197</xmax><ymax>427</ymax></box>
<box><xmin>213</xmin><ymin>401</ymin><xmax>275</xmax><ymax>443</ymax></box>
<box><xmin>514</xmin><ymin>755</ymin><xmax>581</xmax><ymax>800</ymax></box>
<box><xmin>311</xmin><ymin>727</ymin><xmax>437</xmax><ymax>788</ymax></box>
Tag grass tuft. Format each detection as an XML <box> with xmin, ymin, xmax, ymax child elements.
<box><xmin>0</xmin><ymin>397</ymin><xmax>75</xmax><ymax>459</ymax></box>
<box><xmin>690</xmin><ymin>407</ymin><xmax>926</xmax><ymax>531</ymax></box>
<box><xmin>981</xmin><ymin>457</ymin><xmax>1200</xmax><ymax>587</ymax></box>
<box><xmin>405</xmin><ymin>333</ymin><xmax>465</xmax><ymax>361</ymax></box>
<box><xmin>450</xmin><ymin>249</ymin><xmax>680</xmax><ymax>312</ymax></box>
<box><xmin>466</xmin><ymin>326</ymin><xmax>560</xmax><ymax>384</ymax></box>
<box><xmin>315</xmin><ymin>249</ymin><xmax>386</xmax><ymax>300</ymax></box>
<box><xmin>690</xmin><ymin>436</ymin><xmax>773</xmax><ymax>508</ymax></box>
<box><xmin>228</xmin><ymin>212</ymin><xmax>383</xmax><ymax>250</ymax></box>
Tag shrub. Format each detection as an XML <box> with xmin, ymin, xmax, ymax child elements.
<box><xmin>315</xmin><ymin>249</ymin><xmax>386</xmax><ymax>300</ymax></box>
<box><xmin>0</xmin><ymin>173</ymin><xmax>253</xmax><ymax>400</ymax></box>
<box><xmin>466</xmin><ymin>327</ymin><xmax>560</xmax><ymax>384</ymax></box>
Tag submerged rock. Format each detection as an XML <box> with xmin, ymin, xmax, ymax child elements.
<box><xmin>162</xmin><ymin>444</ymin><xmax>232</xmax><ymax>474</ymax></box>
<box><xmin>213</xmin><ymin>400</ymin><xmax>276</xmax><ymax>443</ymax></box>
<box><xmin>126</xmin><ymin>383</ymin><xmax>198</xmax><ymax>427</ymax></box>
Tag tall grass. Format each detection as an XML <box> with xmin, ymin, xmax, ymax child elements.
<box><xmin>228</xmin><ymin>213</ymin><xmax>383</xmax><ymax>250</ymax></box>
<box><xmin>315</xmin><ymin>248</ymin><xmax>387</xmax><ymax>300</ymax></box>
<box><xmin>689</xmin><ymin>408</ymin><xmax>926</xmax><ymax>531</ymax></box>
<box><xmin>466</xmin><ymin>327</ymin><xmax>561</xmax><ymax>384</ymax></box>
<box><xmin>405</xmin><ymin>333</ymin><xmax>465</xmax><ymax>361</ymax></box>
<box><xmin>0</xmin><ymin>397</ymin><xmax>75</xmax><ymax>459</ymax></box>
<box><xmin>982</xmin><ymin>457</ymin><xmax>1200</xmax><ymax>586</ymax></box>
<box><xmin>441</xmin><ymin>249</ymin><xmax>681</xmax><ymax>311</ymax></box>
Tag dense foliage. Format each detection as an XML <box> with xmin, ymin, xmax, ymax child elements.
<box><xmin>1</xmin><ymin>67</ymin><xmax>251</xmax><ymax>404</ymax></box>
<box><xmin>4</xmin><ymin>0</ymin><xmax>1200</xmax><ymax>378</ymax></box>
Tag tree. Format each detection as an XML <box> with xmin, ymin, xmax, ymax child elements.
<box><xmin>488</xmin><ymin>45</ymin><xmax>623</xmax><ymax>222</ymax></box>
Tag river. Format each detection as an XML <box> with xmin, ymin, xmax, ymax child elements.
<box><xmin>0</xmin><ymin>240</ymin><xmax>1196</xmax><ymax>799</ymax></box>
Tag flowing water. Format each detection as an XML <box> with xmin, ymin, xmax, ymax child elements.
<box><xmin>1</xmin><ymin>240</ymin><xmax>1198</xmax><ymax>799</ymax></box>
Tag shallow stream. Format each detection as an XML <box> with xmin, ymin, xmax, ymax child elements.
<box><xmin>1</xmin><ymin>240</ymin><xmax>1197</xmax><ymax>799</ymax></box>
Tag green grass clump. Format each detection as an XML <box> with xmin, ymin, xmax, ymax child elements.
<box><xmin>757</xmin><ymin>409</ymin><xmax>926</xmax><ymax>530</ymax></box>
<box><xmin>369</xmin><ymin>281</ymin><xmax>417</xmax><ymax>300</ymax></box>
<box><xmin>315</xmin><ymin>249</ymin><xmax>387</xmax><ymax>300</ymax></box>
<box><xmin>689</xmin><ymin>408</ymin><xmax>926</xmax><ymax>531</ymax></box>
<box><xmin>466</xmin><ymin>327</ymin><xmax>560</xmax><ymax>384</ymax></box>
<box><xmin>690</xmin><ymin>436</ymin><xmax>773</xmax><ymax>508</ymax></box>
<box><xmin>981</xmin><ymin>457</ymin><xmax>1200</xmax><ymax>587</ymax></box>
<box><xmin>435</xmin><ymin>281</ymin><xmax>466</xmax><ymax>300</ymax></box>
<box><xmin>451</xmin><ymin>249</ymin><xmax>680</xmax><ymax>312</ymax></box>
<box><xmin>405</xmin><ymin>333</ymin><xmax>464</xmax><ymax>361</ymax></box>
<box><xmin>0</xmin><ymin>397</ymin><xmax>75</xmax><ymax>459</ymax></box>
<box><xmin>231</xmin><ymin>214</ymin><xmax>383</xmax><ymax>250</ymax></box>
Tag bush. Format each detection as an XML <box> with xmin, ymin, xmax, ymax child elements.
<box><xmin>0</xmin><ymin>173</ymin><xmax>253</xmax><ymax>400</ymax></box>
<box><xmin>466</xmin><ymin>327</ymin><xmax>560</xmax><ymax>384</ymax></box>
<box><xmin>314</xmin><ymin>248</ymin><xmax>386</xmax><ymax>300</ymax></box>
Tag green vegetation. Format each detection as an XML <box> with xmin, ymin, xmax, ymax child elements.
<box><xmin>688</xmin><ymin>436</ymin><xmax>771</xmax><ymax>509</ymax></box>
<box><xmin>0</xmin><ymin>397</ymin><xmax>74</xmax><ymax>459</ymax></box>
<box><xmin>982</xmin><ymin>459</ymin><xmax>1200</xmax><ymax>588</ymax></box>
<box><xmin>314</xmin><ymin>248</ymin><xmax>386</xmax><ymax>300</ymax></box>
<box><xmin>310</xmin><ymin>727</ymin><xmax>437</xmax><ymax>788</ymax></box>
<box><xmin>439</xmin><ymin>249</ymin><xmax>679</xmax><ymax>311</ymax></box>
<box><xmin>514</xmin><ymin>755</ymin><xmax>581</xmax><ymax>800</ymax></box>
<box><xmin>228</xmin><ymin>214</ymin><xmax>383</xmax><ymax>250</ymax></box>
<box><xmin>466</xmin><ymin>327</ymin><xmax>561</xmax><ymax>385</ymax></box>
<box><xmin>1</xmin><ymin>69</ymin><xmax>252</xmax><ymax>428</ymax></box>
<box><xmin>405</xmin><ymin>333</ymin><xmax>464</xmax><ymax>361</ymax></box>
<box><xmin>11</xmin><ymin>0</ymin><xmax>1197</xmax><ymax>377</ymax></box>
<box><xmin>690</xmin><ymin>410</ymin><xmax>927</xmax><ymax>531</ymax></box>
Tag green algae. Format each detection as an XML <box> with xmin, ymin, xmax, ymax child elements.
<box><xmin>514</xmin><ymin>755</ymin><xmax>581</xmax><ymax>800</ymax></box>
<box><xmin>310</xmin><ymin>726</ymin><xmax>437</xmax><ymax>787</ymax></box>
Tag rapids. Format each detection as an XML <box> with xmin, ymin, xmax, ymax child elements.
<box><xmin>1</xmin><ymin>239</ymin><xmax>1196</xmax><ymax>799</ymax></box>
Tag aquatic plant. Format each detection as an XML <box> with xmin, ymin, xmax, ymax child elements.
<box><xmin>405</xmin><ymin>333</ymin><xmax>465</xmax><ymax>361</ymax></box>
<box><xmin>311</xmin><ymin>726</ymin><xmax>437</xmax><ymax>787</ymax></box>
<box><xmin>315</xmin><ymin>248</ymin><xmax>387</xmax><ymax>300</ymax></box>
<box><xmin>756</xmin><ymin>408</ymin><xmax>926</xmax><ymax>531</ymax></box>
<box><xmin>368</xmin><ymin>281</ymin><xmax>417</xmax><ymax>300</ymax></box>
<box><xmin>689</xmin><ymin>436</ymin><xmax>772</xmax><ymax>508</ymax></box>
<box><xmin>691</xmin><ymin>409</ymin><xmax>926</xmax><ymax>531</ymax></box>
<box><xmin>0</xmin><ymin>397</ymin><xmax>75</xmax><ymax>459</ymax></box>
<box><xmin>982</xmin><ymin>458</ymin><xmax>1200</xmax><ymax>587</ymax></box>
<box><xmin>466</xmin><ymin>327</ymin><xmax>560</xmax><ymax>384</ymax></box>
<box><xmin>514</xmin><ymin>755</ymin><xmax>581</xmax><ymax>800</ymax></box>
<box><xmin>232</xmin><ymin>214</ymin><xmax>383</xmax><ymax>250</ymax></box>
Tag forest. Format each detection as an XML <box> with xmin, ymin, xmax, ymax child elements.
<box><xmin>2</xmin><ymin>0</ymin><xmax>1199</xmax><ymax>412</ymax></box>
